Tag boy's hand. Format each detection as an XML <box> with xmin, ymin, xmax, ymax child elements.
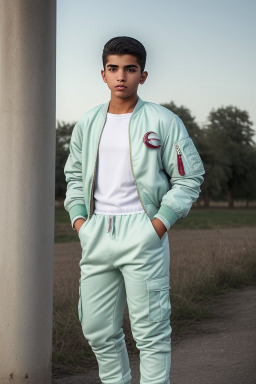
<box><xmin>152</xmin><ymin>218</ymin><xmax>167</xmax><ymax>239</ymax></box>
<box><xmin>74</xmin><ymin>218</ymin><xmax>86</xmax><ymax>234</ymax></box>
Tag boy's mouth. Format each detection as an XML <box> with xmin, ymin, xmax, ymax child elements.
<box><xmin>115</xmin><ymin>85</ymin><xmax>127</xmax><ymax>90</ymax></box>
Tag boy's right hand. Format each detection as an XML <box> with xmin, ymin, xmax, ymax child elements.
<box><xmin>74</xmin><ymin>218</ymin><xmax>86</xmax><ymax>234</ymax></box>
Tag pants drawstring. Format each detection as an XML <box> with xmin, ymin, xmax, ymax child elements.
<box><xmin>107</xmin><ymin>215</ymin><xmax>113</xmax><ymax>236</ymax></box>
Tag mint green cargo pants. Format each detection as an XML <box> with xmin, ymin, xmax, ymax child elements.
<box><xmin>78</xmin><ymin>211</ymin><xmax>172</xmax><ymax>384</ymax></box>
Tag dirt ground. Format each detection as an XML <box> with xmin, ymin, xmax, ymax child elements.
<box><xmin>52</xmin><ymin>227</ymin><xmax>256</xmax><ymax>383</ymax></box>
<box><xmin>170</xmin><ymin>286</ymin><xmax>256</xmax><ymax>384</ymax></box>
<box><xmin>52</xmin><ymin>286</ymin><xmax>256</xmax><ymax>384</ymax></box>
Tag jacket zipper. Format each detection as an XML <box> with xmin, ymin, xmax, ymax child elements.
<box><xmin>174</xmin><ymin>143</ymin><xmax>185</xmax><ymax>176</ymax></box>
<box><xmin>128</xmin><ymin>119</ymin><xmax>150</xmax><ymax>218</ymax></box>
<box><xmin>89</xmin><ymin>116</ymin><xmax>108</xmax><ymax>218</ymax></box>
<box><xmin>174</xmin><ymin>143</ymin><xmax>181</xmax><ymax>155</ymax></box>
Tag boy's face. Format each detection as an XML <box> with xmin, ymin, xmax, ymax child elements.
<box><xmin>101</xmin><ymin>54</ymin><xmax>148</xmax><ymax>100</ymax></box>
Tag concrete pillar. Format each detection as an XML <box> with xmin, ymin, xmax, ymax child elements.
<box><xmin>0</xmin><ymin>1</ymin><xmax>56</xmax><ymax>383</ymax></box>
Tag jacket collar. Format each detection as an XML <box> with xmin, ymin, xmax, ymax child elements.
<box><xmin>101</xmin><ymin>96</ymin><xmax>145</xmax><ymax>118</ymax></box>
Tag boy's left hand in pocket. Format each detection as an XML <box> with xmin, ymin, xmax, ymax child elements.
<box><xmin>152</xmin><ymin>218</ymin><xmax>167</xmax><ymax>239</ymax></box>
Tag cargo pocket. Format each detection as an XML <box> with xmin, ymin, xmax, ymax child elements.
<box><xmin>175</xmin><ymin>137</ymin><xmax>205</xmax><ymax>176</ymax></box>
<box><xmin>147</xmin><ymin>275</ymin><xmax>171</xmax><ymax>322</ymax></box>
<box><xmin>78</xmin><ymin>278</ymin><xmax>83</xmax><ymax>323</ymax></box>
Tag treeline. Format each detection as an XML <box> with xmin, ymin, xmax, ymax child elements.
<box><xmin>56</xmin><ymin>102</ymin><xmax>256</xmax><ymax>207</ymax></box>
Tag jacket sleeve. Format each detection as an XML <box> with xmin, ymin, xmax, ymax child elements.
<box><xmin>153</xmin><ymin>115</ymin><xmax>205</xmax><ymax>230</ymax></box>
<box><xmin>64</xmin><ymin>122</ymin><xmax>88</xmax><ymax>226</ymax></box>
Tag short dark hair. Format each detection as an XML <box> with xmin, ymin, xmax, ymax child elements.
<box><xmin>102</xmin><ymin>36</ymin><xmax>147</xmax><ymax>72</ymax></box>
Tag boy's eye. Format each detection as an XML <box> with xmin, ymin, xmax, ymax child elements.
<box><xmin>107</xmin><ymin>67</ymin><xmax>136</xmax><ymax>73</ymax></box>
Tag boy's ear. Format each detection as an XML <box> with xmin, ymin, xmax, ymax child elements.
<box><xmin>101</xmin><ymin>69</ymin><xmax>107</xmax><ymax>83</ymax></box>
<box><xmin>140</xmin><ymin>71</ymin><xmax>148</xmax><ymax>85</ymax></box>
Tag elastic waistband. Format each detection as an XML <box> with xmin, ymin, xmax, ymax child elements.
<box><xmin>92</xmin><ymin>211</ymin><xmax>146</xmax><ymax>237</ymax></box>
<box><xmin>93</xmin><ymin>210</ymin><xmax>144</xmax><ymax>217</ymax></box>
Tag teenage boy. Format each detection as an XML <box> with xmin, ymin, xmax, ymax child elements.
<box><xmin>64</xmin><ymin>36</ymin><xmax>204</xmax><ymax>384</ymax></box>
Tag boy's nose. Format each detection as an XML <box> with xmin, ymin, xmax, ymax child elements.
<box><xmin>117</xmin><ymin>70</ymin><xmax>126</xmax><ymax>82</ymax></box>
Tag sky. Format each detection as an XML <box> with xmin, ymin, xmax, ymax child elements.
<box><xmin>56</xmin><ymin>0</ymin><xmax>256</xmax><ymax>131</ymax></box>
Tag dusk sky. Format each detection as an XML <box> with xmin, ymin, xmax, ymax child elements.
<box><xmin>56</xmin><ymin>0</ymin><xmax>256</xmax><ymax>132</ymax></box>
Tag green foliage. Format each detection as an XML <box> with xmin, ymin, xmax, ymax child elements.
<box><xmin>161</xmin><ymin>101</ymin><xmax>256</xmax><ymax>206</ymax></box>
<box><xmin>55</xmin><ymin>121</ymin><xmax>75</xmax><ymax>198</ymax></box>
<box><xmin>208</xmin><ymin>106</ymin><xmax>254</xmax><ymax>145</ymax></box>
<box><xmin>161</xmin><ymin>101</ymin><xmax>201</xmax><ymax>142</ymax></box>
<box><xmin>232</xmin><ymin>144</ymin><xmax>256</xmax><ymax>203</ymax></box>
<box><xmin>205</xmin><ymin>106</ymin><xmax>255</xmax><ymax>206</ymax></box>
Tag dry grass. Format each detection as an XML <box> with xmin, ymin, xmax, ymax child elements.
<box><xmin>169</xmin><ymin>228</ymin><xmax>256</xmax><ymax>327</ymax></box>
<box><xmin>52</xmin><ymin>227</ymin><xmax>256</xmax><ymax>373</ymax></box>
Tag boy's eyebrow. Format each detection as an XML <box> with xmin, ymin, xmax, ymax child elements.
<box><xmin>106</xmin><ymin>64</ymin><xmax>138</xmax><ymax>69</ymax></box>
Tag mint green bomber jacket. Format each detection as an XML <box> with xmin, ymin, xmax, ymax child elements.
<box><xmin>64</xmin><ymin>96</ymin><xmax>205</xmax><ymax>231</ymax></box>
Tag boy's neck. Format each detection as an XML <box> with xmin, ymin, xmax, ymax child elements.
<box><xmin>108</xmin><ymin>94</ymin><xmax>138</xmax><ymax>114</ymax></box>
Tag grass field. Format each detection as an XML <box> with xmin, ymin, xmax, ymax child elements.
<box><xmin>52</xmin><ymin>207</ymin><xmax>256</xmax><ymax>374</ymax></box>
<box><xmin>174</xmin><ymin>208</ymin><xmax>256</xmax><ymax>229</ymax></box>
<box><xmin>55</xmin><ymin>206</ymin><xmax>256</xmax><ymax>243</ymax></box>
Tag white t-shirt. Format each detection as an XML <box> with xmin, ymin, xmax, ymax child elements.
<box><xmin>93</xmin><ymin>112</ymin><xmax>144</xmax><ymax>215</ymax></box>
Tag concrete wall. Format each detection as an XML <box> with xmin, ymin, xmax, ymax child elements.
<box><xmin>0</xmin><ymin>1</ymin><xmax>56</xmax><ymax>382</ymax></box>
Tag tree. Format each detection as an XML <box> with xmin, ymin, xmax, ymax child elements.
<box><xmin>232</xmin><ymin>144</ymin><xmax>256</xmax><ymax>206</ymax></box>
<box><xmin>206</xmin><ymin>106</ymin><xmax>255</xmax><ymax>207</ymax></box>
<box><xmin>55</xmin><ymin>121</ymin><xmax>75</xmax><ymax>199</ymax></box>
<box><xmin>161</xmin><ymin>101</ymin><xmax>201</xmax><ymax>142</ymax></box>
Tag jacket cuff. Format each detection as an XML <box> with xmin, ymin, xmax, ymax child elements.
<box><xmin>155</xmin><ymin>204</ymin><xmax>179</xmax><ymax>231</ymax></box>
<box><xmin>69</xmin><ymin>204</ymin><xmax>87</xmax><ymax>223</ymax></box>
